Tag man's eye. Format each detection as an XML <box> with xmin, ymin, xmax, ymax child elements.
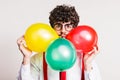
<box><xmin>56</xmin><ymin>25</ymin><xmax>61</xmax><ymax>28</ymax></box>
<box><xmin>66</xmin><ymin>24</ymin><xmax>73</xmax><ymax>28</ymax></box>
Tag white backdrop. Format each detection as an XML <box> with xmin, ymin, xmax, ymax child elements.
<box><xmin>0</xmin><ymin>0</ymin><xmax>120</xmax><ymax>80</ymax></box>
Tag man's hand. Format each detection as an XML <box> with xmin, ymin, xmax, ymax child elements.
<box><xmin>84</xmin><ymin>45</ymin><xmax>99</xmax><ymax>72</ymax></box>
<box><xmin>17</xmin><ymin>35</ymin><xmax>32</xmax><ymax>65</ymax></box>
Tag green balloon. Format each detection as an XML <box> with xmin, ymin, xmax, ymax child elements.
<box><xmin>45</xmin><ymin>38</ymin><xmax>76</xmax><ymax>71</ymax></box>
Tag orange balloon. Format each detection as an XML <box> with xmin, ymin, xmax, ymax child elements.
<box><xmin>25</xmin><ymin>23</ymin><xmax>59</xmax><ymax>52</ymax></box>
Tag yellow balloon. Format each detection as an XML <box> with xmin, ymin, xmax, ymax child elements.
<box><xmin>25</xmin><ymin>23</ymin><xmax>59</xmax><ymax>52</ymax></box>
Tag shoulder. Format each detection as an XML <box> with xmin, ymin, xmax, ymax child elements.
<box><xmin>30</xmin><ymin>52</ymin><xmax>43</xmax><ymax>69</ymax></box>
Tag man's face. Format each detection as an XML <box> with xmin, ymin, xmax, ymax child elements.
<box><xmin>53</xmin><ymin>22</ymin><xmax>74</xmax><ymax>38</ymax></box>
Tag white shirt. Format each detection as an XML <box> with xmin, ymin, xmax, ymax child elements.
<box><xmin>17</xmin><ymin>52</ymin><xmax>102</xmax><ymax>80</ymax></box>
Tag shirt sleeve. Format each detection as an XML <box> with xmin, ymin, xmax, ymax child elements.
<box><xmin>17</xmin><ymin>64</ymin><xmax>34</xmax><ymax>80</ymax></box>
<box><xmin>84</xmin><ymin>61</ymin><xmax>102</xmax><ymax>80</ymax></box>
<box><xmin>17</xmin><ymin>52</ymin><xmax>38</xmax><ymax>80</ymax></box>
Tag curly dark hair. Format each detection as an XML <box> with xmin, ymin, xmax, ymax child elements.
<box><xmin>49</xmin><ymin>4</ymin><xmax>79</xmax><ymax>27</ymax></box>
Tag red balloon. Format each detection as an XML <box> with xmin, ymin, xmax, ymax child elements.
<box><xmin>65</xmin><ymin>25</ymin><xmax>98</xmax><ymax>53</ymax></box>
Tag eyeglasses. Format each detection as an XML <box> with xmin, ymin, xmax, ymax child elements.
<box><xmin>53</xmin><ymin>23</ymin><xmax>74</xmax><ymax>31</ymax></box>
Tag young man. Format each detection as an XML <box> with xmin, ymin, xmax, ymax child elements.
<box><xmin>17</xmin><ymin>4</ymin><xmax>101</xmax><ymax>80</ymax></box>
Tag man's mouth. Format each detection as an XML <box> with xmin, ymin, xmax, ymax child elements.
<box><xmin>61</xmin><ymin>35</ymin><xmax>66</xmax><ymax>38</ymax></box>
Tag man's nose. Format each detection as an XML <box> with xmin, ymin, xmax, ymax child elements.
<box><xmin>61</xmin><ymin>26</ymin><xmax>66</xmax><ymax>32</ymax></box>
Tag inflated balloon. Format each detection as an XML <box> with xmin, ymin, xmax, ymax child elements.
<box><xmin>45</xmin><ymin>38</ymin><xmax>76</xmax><ymax>71</ymax></box>
<box><xmin>25</xmin><ymin>23</ymin><xmax>59</xmax><ymax>52</ymax></box>
<box><xmin>66</xmin><ymin>25</ymin><xmax>98</xmax><ymax>53</ymax></box>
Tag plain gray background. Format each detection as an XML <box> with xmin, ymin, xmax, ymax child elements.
<box><xmin>0</xmin><ymin>0</ymin><xmax>120</xmax><ymax>80</ymax></box>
